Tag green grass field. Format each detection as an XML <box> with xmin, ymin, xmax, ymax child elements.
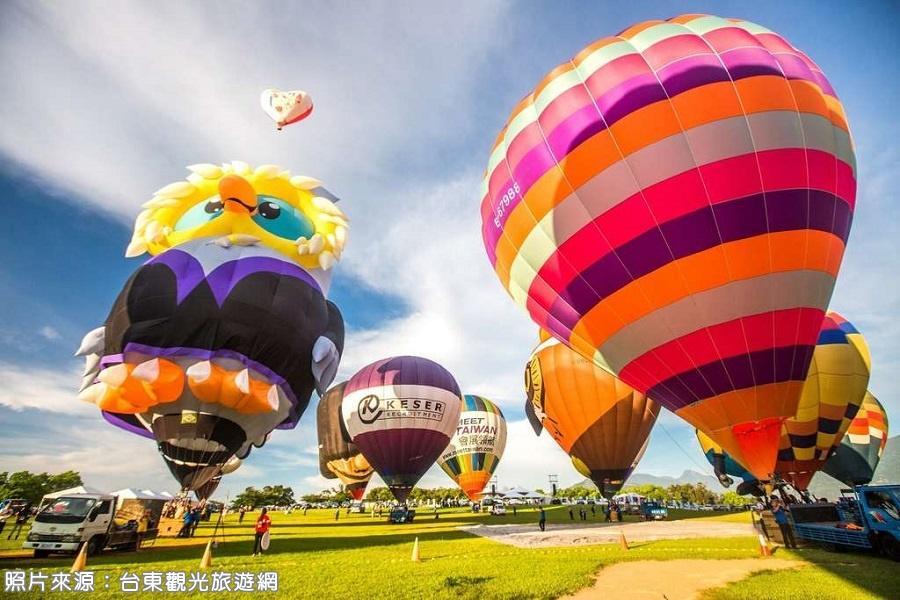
<box><xmin>1</xmin><ymin>506</ymin><xmax>896</xmax><ymax>599</ymax></box>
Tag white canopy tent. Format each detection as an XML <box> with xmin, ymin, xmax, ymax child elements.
<box><xmin>42</xmin><ymin>485</ymin><xmax>105</xmax><ymax>499</ymax></box>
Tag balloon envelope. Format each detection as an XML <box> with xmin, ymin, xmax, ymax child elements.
<box><xmin>480</xmin><ymin>14</ymin><xmax>856</xmax><ymax>480</ymax></box>
<box><xmin>526</xmin><ymin>332</ymin><xmax>660</xmax><ymax>497</ymax></box>
<box><xmin>776</xmin><ymin>312</ymin><xmax>870</xmax><ymax>490</ymax></box>
<box><xmin>260</xmin><ymin>89</ymin><xmax>314</xmax><ymax>129</ymax></box>
<box><xmin>342</xmin><ymin>356</ymin><xmax>462</xmax><ymax>503</ymax></box>
<box><xmin>822</xmin><ymin>391</ymin><xmax>889</xmax><ymax>486</ymax></box>
<box><xmin>438</xmin><ymin>395</ymin><xmax>507</xmax><ymax>500</ymax></box>
<box><xmin>696</xmin><ymin>429</ymin><xmax>754</xmax><ymax>487</ymax></box>
<box><xmin>317</xmin><ymin>381</ymin><xmax>374</xmax><ymax>498</ymax></box>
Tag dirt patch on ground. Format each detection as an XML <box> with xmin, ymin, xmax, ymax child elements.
<box><xmin>561</xmin><ymin>558</ymin><xmax>802</xmax><ymax>600</ymax></box>
<box><xmin>461</xmin><ymin>520</ymin><xmax>755</xmax><ymax>548</ymax></box>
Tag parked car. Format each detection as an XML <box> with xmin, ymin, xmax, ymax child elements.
<box><xmin>388</xmin><ymin>507</ymin><xmax>416</xmax><ymax>524</ymax></box>
<box><xmin>491</xmin><ymin>503</ymin><xmax>507</xmax><ymax>516</ymax></box>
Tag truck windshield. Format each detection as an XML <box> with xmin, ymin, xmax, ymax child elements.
<box><xmin>865</xmin><ymin>490</ymin><xmax>900</xmax><ymax>520</ymax></box>
<box><xmin>35</xmin><ymin>497</ymin><xmax>97</xmax><ymax>524</ymax></box>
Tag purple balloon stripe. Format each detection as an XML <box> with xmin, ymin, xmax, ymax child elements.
<box><xmin>646</xmin><ymin>344</ymin><xmax>815</xmax><ymax>410</ymax></box>
<box><xmin>344</xmin><ymin>356</ymin><xmax>460</xmax><ymax>397</ymax></box>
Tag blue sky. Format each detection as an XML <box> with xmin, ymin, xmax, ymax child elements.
<box><xmin>0</xmin><ymin>1</ymin><xmax>897</xmax><ymax>498</ymax></box>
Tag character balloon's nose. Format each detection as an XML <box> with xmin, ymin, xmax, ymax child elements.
<box><xmin>218</xmin><ymin>174</ymin><xmax>257</xmax><ymax>213</ymax></box>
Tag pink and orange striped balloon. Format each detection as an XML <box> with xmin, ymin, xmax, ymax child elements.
<box><xmin>480</xmin><ymin>14</ymin><xmax>855</xmax><ymax>479</ymax></box>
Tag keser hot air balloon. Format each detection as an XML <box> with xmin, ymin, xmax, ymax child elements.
<box><xmin>525</xmin><ymin>332</ymin><xmax>660</xmax><ymax>497</ymax></box>
<box><xmin>776</xmin><ymin>312</ymin><xmax>870</xmax><ymax>490</ymax></box>
<box><xmin>480</xmin><ymin>14</ymin><xmax>856</xmax><ymax>480</ymax></box>
<box><xmin>822</xmin><ymin>391</ymin><xmax>889</xmax><ymax>487</ymax></box>
<box><xmin>317</xmin><ymin>381</ymin><xmax>374</xmax><ymax>500</ymax></box>
<box><xmin>341</xmin><ymin>356</ymin><xmax>463</xmax><ymax>503</ymax></box>
<box><xmin>438</xmin><ymin>395</ymin><xmax>507</xmax><ymax>500</ymax></box>
<box><xmin>75</xmin><ymin>162</ymin><xmax>349</xmax><ymax>492</ymax></box>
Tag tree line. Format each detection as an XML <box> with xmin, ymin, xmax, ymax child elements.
<box><xmin>0</xmin><ymin>471</ymin><xmax>83</xmax><ymax>506</ymax></box>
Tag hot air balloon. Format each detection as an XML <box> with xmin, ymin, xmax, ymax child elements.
<box><xmin>776</xmin><ymin>312</ymin><xmax>870</xmax><ymax>490</ymax></box>
<box><xmin>822</xmin><ymin>391</ymin><xmax>889</xmax><ymax>487</ymax></box>
<box><xmin>260</xmin><ymin>89</ymin><xmax>314</xmax><ymax>130</ymax></box>
<box><xmin>341</xmin><ymin>356</ymin><xmax>462</xmax><ymax>503</ymax></box>
<box><xmin>696</xmin><ymin>429</ymin><xmax>754</xmax><ymax>488</ymax></box>
<box><xmin>525</xmin><ymin>332</ymin><xmax>660</xmax><ymax>497</ymax></box>
<box><xmin>317</xmin><ymin>381</ymin><xmax>374</xmax><ymax>500</ymax></box>
<box><xmin>75</xmin><ymin>162</ymin><xmax>349</xmax><ymax>491</ymax></box>
<box><xmin>480</xmin><ymin>14</ymin><xmax>856</xmax><ymax>480</ymax></box>
<box><xmin>438</xmin><ymin>395</ymin><xmax>507</xmax><ymax>500</ymax></box>
<box><xmin>195</xmin><ymin>455</ymin><xmax>242</xmax><ymax>501</ymax></box>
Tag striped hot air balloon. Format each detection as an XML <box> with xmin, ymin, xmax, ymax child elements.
<box><xmin>696</xmin><ymin>429</ymin><xmax>754</xmax><ymax>488</ymax></box>
<box><xmin>480</xmin><ymin>14</ymin><xmax>855</xmax><ymax>480</ymax></box>
<box><xmin>438</xmin><ymin>395</ymin><xmax>507</xmax><ymax>500</ymax></box>
<box><xmin>341</xmin><ymin>356</ymin><xmax>462</xmax><ymax>503</ymax></box>
<box><xmin>822</xmin><ymin>391</ymin><xmax>889</xmax><ymax>487</ymax></box>
<box><xmin>776</xmin><ymin>312</ymin><xmax>870</xmax><ymax>490</ymax></box>
<box><xmin>525</xmin><ymin>332</ymin><xmax>660</xmax><ymax>498</ymax></box>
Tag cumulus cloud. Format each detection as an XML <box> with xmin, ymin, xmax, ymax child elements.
<box><xmin>38</xmin><ymin>326</ymin><xmax>61</xmax><ymax>341</ymax></box>
<box><xmin>0</xmin><ymin>362</ymin><xmax>88</xmax><ymax>415</ymax></box>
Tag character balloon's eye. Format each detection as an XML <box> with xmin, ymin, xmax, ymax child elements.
<box><xmin>252</xmin><ymin>196</ymin><xmax>314</xmax><ymax>240</ymax></box>
<box><xmin>175</xmin><ymin>197</ymin><xmax>224</xmax><ymax>231</ymax></box>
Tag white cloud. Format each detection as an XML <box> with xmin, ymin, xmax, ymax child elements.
<box><xmin>0</xmin><ymin>362</ymin><xmax>89</xmax><ymax>415</ymax></box>
<box><xmin>38</xmin><ymin>326</ymin><xmax>61</xmax><ymax>341</ymax></box>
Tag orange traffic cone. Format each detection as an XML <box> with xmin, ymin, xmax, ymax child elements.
<box><xmin>199</xmin><ymin>540</ymin><xmax>213</xmax><ymax>569</ymax></box>
<box><xmin>70</xmin><ymin>543</ymin><xmax>88</xmax><ymax>573</ymax></box>
<box><xmin>618</xmin><ymin>531</ymin><xmax>629</xmax><ymax>551</ymax></box>
<box><xmin>758</xmin><ymin>532</ymin><xmax>772</xmax><ymax>557</ymax></box>
<box><xmin>411</xmin><ymin>537</ymin><xmax>421</xmax><ymax>562</ymax></box>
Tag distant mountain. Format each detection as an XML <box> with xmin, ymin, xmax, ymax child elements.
<box><xmin>576</xmin><ymin>469</ymin><xmax>722</xmax><ymax>491</ymax></box>
<box><xmin>809</xmin><ymin>435</ymin><xmax>900</xmax><ymax>499</ymax></box>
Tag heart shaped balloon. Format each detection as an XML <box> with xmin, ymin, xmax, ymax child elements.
<box><xmin>260</xmin><ymin>88</ymin><xmax>314</xmax><ymax>130</ymax></box>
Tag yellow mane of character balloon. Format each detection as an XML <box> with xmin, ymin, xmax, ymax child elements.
<box><xmin>125</xmin><ymin>161</ymin><xmax>349</xmax><ymax>272</ymax></box>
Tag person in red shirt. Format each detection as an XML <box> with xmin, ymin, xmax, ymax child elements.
<box><xmin>252</xmin><ymin>507</ymin><xmax>271</xmax><ymax>556</ymax></box>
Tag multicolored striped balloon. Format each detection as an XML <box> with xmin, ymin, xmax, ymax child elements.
<box><xmin>341</xmin><ymin>356</ymin><xmax>462</xmax><ymax>503</ymax></box>
<box><xmin>480</xmin><ymin>14</ymin><xmax>855</xmax><ymax>480</ymax></box>
<box><xmin>776</xmin><ymin>312</ymin><xmax>870</xmax><ymax>489</ymax></box>
<box><xmin>438</xmin><ymin>395</ymin><xmax>507</xmax><ymax>500</ymax></box>
<box><xmin>696</xmin><ymin>428</ymin><xmax>754</xmax><ymax>487</ymax></box>
<box><xmin>822</xmin><ymin>391</ymin><xmax>889</xmax><ymax>486</ymax></box>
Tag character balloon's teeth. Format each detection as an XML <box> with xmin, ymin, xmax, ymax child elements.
<box><xmin>318</xmin><ymin>251</ymin><xmax>336</xmax><ymax>270</ymax></box>
<box><xmin>234</xmin><ymin>369</ymin><xmax>252</xmax><ymax>394</ymax></box>
<box><xmin>266</xmin><ymin>385</ymin><xmax>280</xmax><ymax>411</ymax></box>
<box><xmin>296</xmin><ymin>241</ymin><xmax>310</xmax><ymax>256</ymax></box>
<box><xmin>230</xmin><ymin>161</ymin><xmax>251</xmax><ymax>175</ymax></box>
<box><xmin>227</xmin><ymin>234</ymin><xmax>261</xmax><ymax>246</ymax></box>
<box><xmin>154</xmin><ymin>181</ymin><xmax>197</xmax><ymax>199</ymax></box>
<box><xmin>334</xmin><ymin>225</ymin><xmax>347</xmax><ymax>246</ymax></box>
<box><xmin>145</xmin><ymin>221</ymin><xmax>162</xmax><ymax>241</ymax></box>
<box><xmin>82</xmin><ymin>354</ymin><xmax>101</xmax><ymax>377</ymax></box>
<box><xmin>188</xmin><ymin>363</ymin><xmax>275</xmax><ymax>414</ymax></box>
<box><xmin>98</xmin><ymin>364</ymin><xmax>130</xmax><ymax>387</ymax></box>
<box><xmin>308</xmin><ymin>233</ymin><xmax>324</xmax><ymax>254</ymax></box>
<box><xmin>212</xmin><ymin>236</ymin><xmax>232</xmax><ymax>248</ymax></box>
<box><xmin>254</xmin><ymin>164</ymin><xmax>281</xmax><ymax>179</ymax></box>
<box><xmin>79</xmin><ymin>374</ymin><xmax>97</xmax><ymax>393</ymax></box>
<box><xmin>326</xmin><ymin>233</ymin><xmax>336</xmax><ymax>249</ymax></box>
<box><xmin>320</xmin><ymin>214</ymin><xmax>350</xmax><ymax>227</ymax></box>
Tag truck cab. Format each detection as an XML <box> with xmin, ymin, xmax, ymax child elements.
<box><xmin>25</xmin><ymin>494</ymin><xmax>116</xmax><ymax>558</ymax></box>
<box><xmin>640</xmin><ymin>501</ymin><xmax>668</xmax><ymax>521</ymax></box>
<box><xmin>790</xmin><ymin>485</ymin><xmax>900</xmax><ymax>561</ymax></box>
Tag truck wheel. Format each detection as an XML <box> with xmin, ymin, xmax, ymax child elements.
<box><xmin>33</xmin><ymin>550</ymin><xmax>49</xmax><ymax>558</ymax></box>
<box><xmin>86</xmin><ymin>536</ymin><xmax>104</xmax><ymax>556</ymax></box>
<box><xmin>880</xmin><ymin>537</ymin><xmax>900</xmax><ymax>562</ymax></box>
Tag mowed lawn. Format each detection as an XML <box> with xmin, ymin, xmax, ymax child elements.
<box><xmin>1</xmin><ymin>507</ymin><xmax>897</xmax><ymax>599</ymax></box>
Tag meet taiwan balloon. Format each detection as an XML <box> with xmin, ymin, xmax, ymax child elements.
<box><xmin>341</xmin><ymin>356</ymin><xmax>462</xmax><ymax>503</ymax></box>
<box><xmin>480</xmin><ymin>14</ymin><xmax>856</xmax><ymax>480</ymax></box>
<box><xmin>438</xmin><ymin>395</ymin><xmax>507</xmax><ymax>500</ymax></box>
<box><xmin>317</xmin><ymin>381</ymin><xmax>374</xmax><ymax>500</ymax></box>
<box><xmin>75</xmin><ymin>162</ymin><xmax>349</xmax><ymax>491</ymax></box>
<box><xmin>525</xmin><ymin>331</ymin><xmax>660</xmax><ymax>497</ymax></box>
<box><xmin>776</xmin><ymin>312</ymin><xmax>870</xmax><ymax>490</ymax></box>
<box><xmin>822</xmin><ymin>391</ymin><xmax>889</xmax><ymax>487</ymax></box>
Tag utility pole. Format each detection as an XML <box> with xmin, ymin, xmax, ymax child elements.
<box><xmin>548</xmin><ymin>474</ymin><xmax>558</xmax><ymax>497</ymax></box>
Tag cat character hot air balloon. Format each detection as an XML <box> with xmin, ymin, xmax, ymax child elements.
<box><xmin>317</xmin><ymin>381</ymin><xmax>374</xmax><ymax>500</ymax></box>
<box><xmin>438</xmin><ymin>395</ymin><xmax>507</xmax><ymax>500</ymax></box>
<box><xmin>341</xmin><ymin>356</ymin><xmax>462</xmax><ymax>503</ymax></box>
<box><xmin>195</xmin><ymin>455</ymin><xmax>243</xmax><ymax>501</ymax></box>
<box><xmin>75</xmin><ymin>162</ymin><xmax>349</xmax><ymax>492</ymax></box>
<box><xmin>776</xmin><ymin>312</ymin><xmax>870</xmax><ymax>490</ymax></box>
<box><xmin>260</xmin><ymin>89</ymin><xmax>314</xmax><ymax>130</ymax></box>
<box><xmin>480</xmin><ymin>14</ymin><xmax>856</xmax><ymax>480</ymax></box>
<box><xmin>525</xmin><ymin>331</ymin><xmax>659</xmax><ymax>497</ymax></box>
<box><xmin>822</xmin><ymin>391</ymin><xmax>889</xmax><ymax>487</ymax></box>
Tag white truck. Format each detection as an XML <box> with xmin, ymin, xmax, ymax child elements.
<box><xmin>24</xmin><ymin>493</ymin><xmax>149</xmax><ymax>558</ymax></box>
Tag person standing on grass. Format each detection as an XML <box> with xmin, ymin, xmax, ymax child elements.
<box><xmin>538</xmin><ymin>505</ymin><xmax>546</xmax><ymax>532</ymax></box>
<box><xmin>334</xmin><ymin>508</ymin><xmax>340</xmax><ymax>521</ymax></box>
<box><xmin>239</xmin><ymin>506</ymin><xmax>246</xmax><ymax>524</ymax></box>
<box><xmin>252</xmin><ymin>508</ymin><xmax>271</xmax><ymax>556</ymax></box>
<box><xmin>568</xmin><ymin>506</ymin><xmax>574</xmax><ymax>520</ymax></box>
<box><xmin>6</xmin><ymin>506</ymin><xmax>30</xmax><ymax>540</ymax></box>
<box><xmin>771</xmin><ymin>498</ymin><xmax>797</xmax><ymax>549</ymax></box>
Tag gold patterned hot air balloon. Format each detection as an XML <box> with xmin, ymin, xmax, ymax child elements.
<box><xmin>776</xmin><ymin>312</ymin><xmax>870</xmax><ymax>490</ymax></box>
<box><xmin>822</xmin><ymin>391</ymin><xmax>889</xmax><ymax>486</ymax></box>
<box><xmin>525</xmin><ymin>331</ymin><xmax>660</xmax><ymax>497</ymax></box>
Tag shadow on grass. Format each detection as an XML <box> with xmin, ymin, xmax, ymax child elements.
<box><xmin>0</xmin><ymin>528</ymin><xmax>480</xmax><ymax>570</ymax></box>
<box><xmin>443</xmin><ymin>575</ymin><xmax>494</xmax><ymax>588</ymax></box>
